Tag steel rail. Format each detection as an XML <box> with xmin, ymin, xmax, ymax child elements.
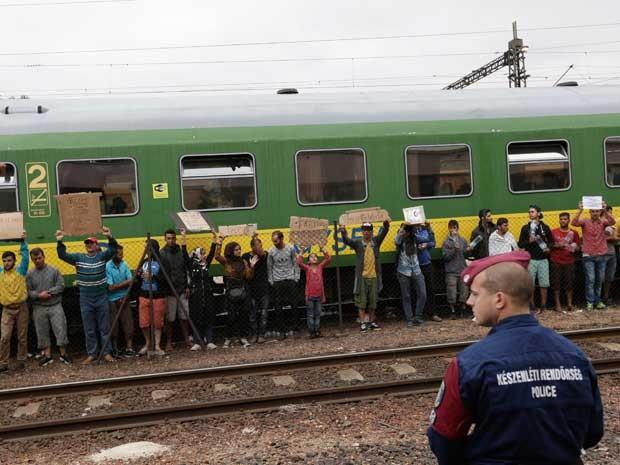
<box><xmin>1</xmin><ymin>357</ymin><xmax>619</xmax><ymax>442</ymax></box>
<box><xmin>1</xmin><ymin>325</ymin><xmax>619</xmax><ymax>402</ymax></box>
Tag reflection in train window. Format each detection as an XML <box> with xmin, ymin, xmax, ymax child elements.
<box><xmin>507</xmin><ymin>140</ymin><xmax>571</xmax><ymax>193</ymax></box>
<box><xmin>0</xmin><ymin>163</ymin><xmax>18</xmax><ymax>213</ymax></box>
<box><xmin>405</xmin><ymin>144</ymin><xmax>473</xmax><ymax>199</ymax></box>
<box><xmin>295</xmin><ymin>149</ymin><xmax>367</xmax><ymax>205</ymax></box>
<box><xmin>57</xmin><ymin>158</ymin><xmax>138</xmax><ymax>216</ymax></box>
<box><xmin>181</xmin><ymin>153</ymin><xmax>257</xmax><ymax>211</ymax></box>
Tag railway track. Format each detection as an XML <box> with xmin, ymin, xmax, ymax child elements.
<box><xmin>1</xmin><ymin>326</ymin><xmax>619</xmax><ymax>442</ymax></box>
<box><xmin>2</xmin><ymin>325</ymin><xmax>619</xmax><ymax>402</ymax></box>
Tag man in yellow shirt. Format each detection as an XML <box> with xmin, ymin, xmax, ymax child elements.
<box><xmin>0</xmin><ymin>232</ymin><xmax>29</xmax><ymax>373</ymax></box>
<box><xmin>340</xmin><ymin>221</ymin><xmax>390</xmax><ymax>332</ymax></box>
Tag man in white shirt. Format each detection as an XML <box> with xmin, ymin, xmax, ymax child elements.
<box><xmin>488</xmin><ymin>217</ymin><xmax>519</xmax><ymax>256</ymax></box>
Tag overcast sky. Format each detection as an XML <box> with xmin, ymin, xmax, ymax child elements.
<box><xmin>1</xmin><ymin>0</ymin><xmax>619</xmax><ymax>98</ymax></box>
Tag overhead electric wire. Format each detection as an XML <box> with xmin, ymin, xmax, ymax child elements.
<box><xmin>1</xmin><ymin>21</ymin><xmax>620</xmax><ymax>56</ymax></box>
<box><xmin>0</xmin><ymin>0</ymin><xmax>133</xmax><ymax>6</ymax></box>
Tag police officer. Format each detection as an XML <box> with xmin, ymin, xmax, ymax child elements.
<box><xmin>427</xmin><ymin>251</ymin><xmax>603</xmax><ymax>465</ymax></box>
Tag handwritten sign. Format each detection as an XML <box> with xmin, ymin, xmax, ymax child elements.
<box><xmin>403</xmin><ymin>206</ymin><xmax>426</xmax><ymax>225</ymax></box>
<box><xmin>56</xmin><ymin>193</ymin><xmax>102</xmax><ymax>236</ymax></box>
<box><xmin>0</xmin><ymin>212</ymin><xmax>24</xmax><ymax>240</ymax></box>
<box><xmin>339</xmin><ymin>207</ymin><xmax>391</xmax><ymax>226</ymax></box>
<box><xmin>218</xmin><ymin>224</ymin><xmax>258</xmax><ymax>237</ymax></box>
<box><xmin>289</xmin><ymin>216</ymin><xmax>329</xmax><ymax>247</ymax></box>
<box><xmin>582</xmin><ymin>196</ymin><xmax>603</xmax><ymax>210</ymax></box>
<box><xmin>174</xmin><ymin>211</ymin><xmax>214</xmax><ymax>232</ymax></box>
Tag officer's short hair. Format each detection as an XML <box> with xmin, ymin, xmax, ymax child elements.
<box><xmin>479</xmin><ymin>262</ymin><xmax>533</xmax><ymax>307</ymax></box>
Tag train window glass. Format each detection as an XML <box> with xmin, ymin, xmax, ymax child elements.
<box><xmin>181</xmin><ymin>153</ymin><xmax>256</xmax><ymax>210</ymax></box>
<box><xmin>0</xmin><ymin>163</ymin><xmax>18</xmax><ymax>213</ymax></box>
<box><xmin>295</xmin><ymin>149</ymin><xmax>367</xmax><ymax>204</ymax></box>
<box><xmin>507</xmin><ymin>140</ymin><xmax>570</xmax><ymax>193</ymax></box>
<box><xmin>57</xmin><ymin>158</ymin><xmax>138</xmax><ymax>216</ymax></box>
<box><xmin>405</xmin><ymin>144</ymin><xmax>472</xmax><ymax>198</ymax></box>
<box><xmin>605</xmin><ymin>138</ymin><xmax>620</xmax><ymax>186</ymax></box>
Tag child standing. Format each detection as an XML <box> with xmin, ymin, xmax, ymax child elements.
<box><xmin>296</xmin><ymin>247</ymin><xmax>331</xmax><ymax>338</ymax></box>
<box><xmin>441</xmin><ymin>220</ymin><xmax>470</xmax><ymax>319</ymax></box>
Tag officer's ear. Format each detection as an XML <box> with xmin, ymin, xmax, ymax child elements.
<box><xmin>493</xmin><ymin>291</ymin><xmax>509</xmax><ymax>311</ymax></box>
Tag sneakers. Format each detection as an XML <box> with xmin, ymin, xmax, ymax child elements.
<box><xmin>240</xmin><ymin>338</ymin><xmax>251</xmax><ymax>348</ymax></box>
<box><xmin>406</xmin><ymin>321</ymin><xmax>414</xmax><ymax>328</ymax></box>
<box><xmin>190</xmin><ymin>343</ymin><xmax>202</xmax><ymax>351</ymax></box>
<box><xmin>369</xmin><ymin>322</ymin><xmax>381</xmax><ymax>330</ymax></box>
<box><xmin>360</xmin><ymin>323</ymin><xmax>369</xmax><ymax>332</ymax></box>
<box><xmin>596</xmin><ymin>302</ymin><xmax>607</xmax><ymax>310</ymax></box>
<box><xmin>413</xmin><ymin>318</ymin><xmax>424</xmax><ymax>326</ymax></box>
<box><xmin>59</xmin><ymin>353</ymin><xmax>73</xmax><ymax>365</ymax></box>
<box><xmin>206</xmin><ymin>342</ymin><xmax>217</xmax><ymax>350</ymax></box>
<box><xmin>123</xmin><ymin>348</ymin><xmax>136</xmax><ymax>357</ymax></box>
<box><xmin>39</xmin><ymin>356</ymin><xmax>53</xmax><ymax>367</ymax></box>
<box><xmin>223</xmin><ymin>339</ymin><xmax>232</xmax><ymax>348</ymax></box>
<box><xmin>586</xmin><ymin>303</ymin><xmax>594</xmax><ymax>311</ymax></box>
<box><xmin>431</xmin><ymin>315</ymin><xmax>443</xmax><ymax>322</ymax></box>
<box><xmin>138</xmin><ymin>346</ymin><xmax>148</xmax><ymax>356</ymax></box>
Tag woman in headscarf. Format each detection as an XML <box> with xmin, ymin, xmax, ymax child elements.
<box><xmin>188</xmin><ymin>235</ymin><xmax>217</xmax><ymax>350</ymax></box>
<box><xmin>214</xmin><ymin>237</ymin><xmax>258</xmax><ymax>348</ymax></box>
<box><xmin>469</xmin><ymin>208</ymin><xmax>497</xmax><ymax>260</ymax></box>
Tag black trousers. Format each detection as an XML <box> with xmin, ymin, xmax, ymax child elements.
<box><xmin>272</xmin><ymin>280</ymin><xmax>299</xmax><ymax>332</ymax></box>
<box><xmin>420</xmin><ymin>263</ymin><xmax>436</xmax><ymax>317</ymax></box>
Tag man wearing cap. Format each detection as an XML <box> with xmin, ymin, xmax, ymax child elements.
<box><xmin>56</xmin><ymin>227</ymin><xmax>118</xmax><ymax>364</ymax></box>
<box><xmin>339</xmin><ymin>220</ymin><xmax>390</xmax><ymax>332</ymax></box>
<box><xmin>427</xmin><ymin>251</ymin><xmax>603</xmax><ymax>465</ymax></box>
<box><xmin>518</xmin><ymin>205</ymin><xmax>553</xmax><ymax>313</ymax></box>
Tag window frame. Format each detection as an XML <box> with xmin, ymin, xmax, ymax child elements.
<box><xmin>404</xmin><ymin>143</ymin><xmax>474</xmax><ymax>200</ymax></box>
<box><xmin>505</xmin><ymin>138</ymin><xmax>572</xmax><ymax>195</ymax></box>
<box><xmin>179</xmin><ymin>152</ymin><xmax>258</xmax><ymax>212</ymax></box>
<box><xmin>604</xmin><ymin>136</ymin><xmax>620</xmax><ymax>188</ymax></box>
<box><xmin>0</xmin><ymin>161</ymin><xmax>20</xmax><ymax>212</ymax></box>
<box><xmin>294</xmin><ymin>147</ymin><xmax>369</xmax><ymax>206</ymax></box>
<box><xmin>55</xmin><ymin>156</ymin><xmax>140</xmax><ymax>217</ymax></box>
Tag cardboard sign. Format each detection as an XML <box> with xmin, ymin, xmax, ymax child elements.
<box><xmin>0</xmin><ymin>212</ymin><xmax>24</xmax><ymax>240</ymax></box>
<box><xmin>582</xmin><ymin>196</ymin><xmax>603</xmax><ymax>210</ymax></box>
<box><xmin>172</xmin><ymin>211</ymin><xmax>214</xmax><ymax>232</ymax></box>
<box><xmin>218</xmin><ymin>224</ymin><xmax>258</xmax><ymax>237</ymax></box>
<box><xmin>56</xmin><ymin>193</ymin><xmax>102</xmax><ymax>236</ymax></box>
<box><xmin>339</xmin><ymin>207</ymin><xmax>391</xmax><ymax>226</ymax></box>
<box><xmin>403</xmin><ymin>206</ymin><xmax>426</xmax><ymax>225</ymax></box>
<box><xmin>289</xmin><ymin>216</ymin><xmax>329</xmax><ymax>247</ymax></box>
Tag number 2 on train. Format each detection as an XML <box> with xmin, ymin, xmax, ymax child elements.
<box><xmin>26</xmin><ymin>162</ymin><xmax>51</xmax><ymax>218</ymax></box>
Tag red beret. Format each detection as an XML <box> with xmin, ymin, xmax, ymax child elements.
<box><xmin>461</xmin><ymin>251</ymin><xmax>531</xmax><ymax>285</ymax></box>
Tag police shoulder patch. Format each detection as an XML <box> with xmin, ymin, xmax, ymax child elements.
<box><xmin>434</xmin><ymin>380</ymin><xmax>445</xmax><ymax>408</ymax></box>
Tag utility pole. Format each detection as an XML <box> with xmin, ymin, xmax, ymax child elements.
<box><xmin>443</xmin><ymin>21</ymin><xmax>529</xmax><ymax>90</ymax></box>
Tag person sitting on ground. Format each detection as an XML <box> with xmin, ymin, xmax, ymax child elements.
<box><xmin>0</xmin><ymin>232</ymin><xmax>29</xmax><ymax>373</ymax></box>
<box><xmin>296</xmin><ymin>246</ymin><xmax>331</xmax><ymax>338</ymax></box>
<box><xmin>136</xmin><ymin>239</ymin><xmax>166</xmax><ymax>356</ymax></box>
<box><xmin>215</xmin><ymin>237</ymin><xmax>258</xmax><ymax>348</ymax></box>
<box><xmin>441</xmin><ymin>220</ymin><xmax>470</xmax><ymax>319</ymax></box>
<box><xmin>488</xmin><ymin>217</ymin><xmax>519</xmax><ymax>256</ymax></box>
<box><xmin>27</xmin><ymin>247</ymin><xmax>71</xmax><ymax>367</ymax></box>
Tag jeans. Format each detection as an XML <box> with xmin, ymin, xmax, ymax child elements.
<box><xmin>397</xmin><ymin>271</ymin><xmax>426</xmax><ymax>322</ymax></box>
<box><xmin>80</xmin><ymin>293</ymin><xmax>112</xmax><ymax>356</ymax></box>
<box><xmin>583</xmin><ymin>256</ymin><xmax>607</xmax><ymax>304</ymax></box>
<box><xmin>306</xmin><ymin>297</ymin><xmax>322</xmax><ymax>333</ymax></box>
<box><xmin>249</xmin><ymin>287</ymin><xmax>269</xmax><ymax>337</ymax></box>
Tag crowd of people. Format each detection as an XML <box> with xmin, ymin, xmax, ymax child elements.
<box><xmin>0</xmin><ymin>199</ymin><xmax>616</xmax><ymax>371</ymax></box>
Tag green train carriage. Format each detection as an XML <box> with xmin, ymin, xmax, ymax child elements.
<box><xmin>2</xmin><ymin>87</ymin><xmax>620</xmax><ymax>302</ymax></box>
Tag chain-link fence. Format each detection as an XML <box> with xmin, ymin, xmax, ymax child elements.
<box><xmin>5</xmin><ymin>211</ymin><xmax>618</xmax><ymax>360</ymax></box>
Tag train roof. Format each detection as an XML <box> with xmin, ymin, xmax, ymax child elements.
<box><xmin>2</xmin><ymin>86</ymin><xmax>620</xmax><ymax>136</ymax></box>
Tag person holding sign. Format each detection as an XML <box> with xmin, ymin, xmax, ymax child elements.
<box><xmin>56</xmin><ymin>227</ymin><xmax>117</xmax><ymax>364</ymax></box>
<box><xmin>339</xmin><ymin>220</ymin><xmax>390</xmax><ymax>332</ymax></box>
<box><xmin>572</xmin><ymin>199</ymin><xmax>616</xmax><ymax>310</ymax></box>
<box><xmin>0</xmin><ymin>232</ymin><xmax>29</xmax><ymax>373</ymax></box>
<box><xmin>395</xmin><ymin>224</ymin><xmax>426</xmax><ymax>327</ymax></box>
<box><xmin>296</xmin><ymin>247</ymin><xmax>331</xmax><ymax>338</ymax></box>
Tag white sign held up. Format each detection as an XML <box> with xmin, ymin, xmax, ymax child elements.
<box><xmin>403</xmin><ymin>206</ymin><xmax>426</xmax><ymax>225</ymax></box>
<box><xmin>582</xmin><ymin>196</ymin><xmax>603</xmax><ymax>210</ymax></box>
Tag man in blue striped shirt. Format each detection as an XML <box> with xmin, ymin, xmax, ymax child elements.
<box><xmin>56</xmin><ymin>226</ymin><xmax>118</xmax><ymax>364</ymax></box>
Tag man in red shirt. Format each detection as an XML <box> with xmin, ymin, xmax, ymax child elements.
<box><xmin>550</xmin><ymin>212</ymin><xmax>580</xmax><ymax>312</ymax></box>
<box><xmin>571</xmin><ymin>201</ymin><xmax>616</xmax><ymax>310</ymax></box>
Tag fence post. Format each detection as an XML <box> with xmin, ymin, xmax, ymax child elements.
<box><xmin>333</xmin><ymin>221</ymin><xmax>343</xmax><ymax>331</ymax></box>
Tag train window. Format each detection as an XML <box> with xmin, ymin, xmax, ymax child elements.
<box><xmin>507</xmin><ymin>140</ymin><xmax>571</xmax><ymax>193</ymax></box>
<box><xmin>57</xmin><ymin>158</ymin><xmax>139</xmax><ymax>216</ymax></box>
<box><xmin>295</xmin><ymin>148</ymin><xmax>367</xmax><ymax>205</ymax></box>
<box><xmin>405</xmin><ymin>144</ymin><xmax>472</xmax><ymax>199</ymax></box>
<box><xmin>0</xmin><ymin>163</ymin><xmax>18</xmax><ymax>213</ymax></box>
<box><xmin>181</xmin><ymin>153</ymin><xmax>257</xmax><ymax>210</ymax></box>
<box><xmin>605</xmin><ymin>138</ymin><xmax>620</xmax><ymax>187</ymax></box>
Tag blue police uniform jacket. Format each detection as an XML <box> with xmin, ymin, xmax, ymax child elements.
<box><xmin>427</xmin><ymin>314</ymin><xmax>603</xmax><ymax>465</ymax></box>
